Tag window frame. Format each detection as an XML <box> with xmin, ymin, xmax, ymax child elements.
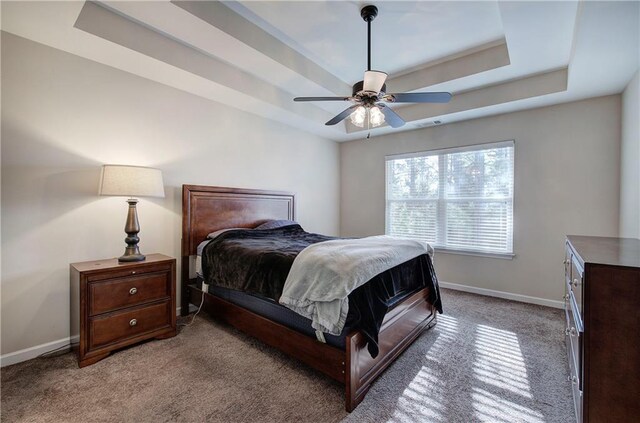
<box><xmin>385</xmin><ymin>140</ymin><xmax>515</xmax><ymax>259</ymax></box>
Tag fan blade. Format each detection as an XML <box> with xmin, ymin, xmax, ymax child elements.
<box><xmin>294</xmin><ymin>96</ymin><xmax>351</xmax><ymax>102</ymax></box>
<box><xmin>363</xmin><ymin>71</ymin><xmax>388</xmax><ymax>93</ymax></box>
<box><xmin>325</xmin><ymin>105</ymin><xmax>360</xmax><ymax>126</ymax></box>
<box><xmin>384</xmin><ymin>92</ymin><xmax>452</xmax><ymax>103</ymax></box>
<box><xmin>377</xmin><ymin>104</ymin><xmax>406</xmax><ymax>128</ymax></box>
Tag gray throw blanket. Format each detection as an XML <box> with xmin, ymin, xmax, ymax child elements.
<box><xmin>279</xmin><ymin>236</ymin><xmax>433</xmax><ymax>335</ymax></box>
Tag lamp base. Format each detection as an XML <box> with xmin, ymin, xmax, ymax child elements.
<box><xmin>118</xmin><ymin>252</ymin><xmax>146</xmax><ymax>262</ymax></box>
<box><xmin>118</xmin><ymin>198</ymin><xmax>146</xmax><ymax>263</ymax></box>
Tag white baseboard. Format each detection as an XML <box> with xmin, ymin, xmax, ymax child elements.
<box><xmin>439</xmin><ymin>281</ymin><xmax>564</xmax><ymax>309</ymax></box>
<box><xmin>2</xmin><ymin>307</ymin><xmax>188</xmax><ymax>367</ymax></box>
<box><xmin>1</xmin><ymin>336</ymin><xmax>79</xmax><ymax>368</ymax></box>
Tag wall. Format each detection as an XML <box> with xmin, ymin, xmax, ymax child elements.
<box><xmin>620</xmin><ymin>70</ymin><xmax>640</xmax><ymax>238</ymax></box>
<box><xmin>341</xmin><ymin>96</ymin><xmax>621</xmax><ymax>303</ymax></box>
<box><xmin>0</xmin><ymin>33</ymin><xmax>340</xmax><ymax>357</ymax></box>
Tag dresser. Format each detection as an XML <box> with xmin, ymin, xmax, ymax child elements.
<box><xmin>564</xmin><ymin>236</ymin><xmax>640</xmax><ymax>422</ymax></box>
<box><xmin>70</xmin><ymin>254</ymin><xmax>176</xmax><ymax>367</ymax></box>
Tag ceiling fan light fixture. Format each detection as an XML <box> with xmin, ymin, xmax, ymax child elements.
<box><xmin>349</xmin><ymin>105</ymin><xmax>386</xmax><ymax>128</ymax></box>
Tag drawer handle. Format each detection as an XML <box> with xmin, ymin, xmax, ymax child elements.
<box><xmin>131</xmin><ymin>271</ymin><xmax>136</xmax><ymax>275</ymax></box>
<box><xmin>565</xmin><ymin>328</ymin><xmax>570</xmax><ymax>336</ymax></box>
<box><xmin>129</xmin><ymin>319</ymin><xmax>137</xmax><ymax>327</ymax></box>
<box><xmin>567</xmin><ymin>375</ymin><xmax>578</xmax><ymax>385</ymax></box>
<box><xmin>562</xmin><ymin>294</ymin><xmax>569</xmax><ymax>301</ymax></box>
<box><xmin>572</xmin><ymin>278</ymin><xmax>581</xmax><ymax>288</ymax></box>
<box><xmin>569</xmin><ymin>327</ymin><xmax>576</xmax><ymax>336</ymax></box>
<box><xmin>129</xmin><ymin>287</ymin><xmax>138</xmax><ymax>295</ymax></box>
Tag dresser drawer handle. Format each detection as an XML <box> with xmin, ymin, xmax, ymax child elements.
<box><xmin>129</xmin><ymin>319</ymin><xmax>137</xmax><ymax>327</ymax></box>
<box><xmin>569</xmin><ymin>327</ymin><xmax>576</xmax><ymax>336</ymax></box>
<box><xmin>129</xmin><ymin>287</ymin><xmax>138</xmax><ymax>295</ymax></box>
<box><xmin>565</xmin><ymin>328</ymin><xmax>570</xmax><ymax>336</ymax></box>
<box><xmin>572</xmin><ymin>278</ymin><xmax>581</xmax><ymax>288</ymax></box>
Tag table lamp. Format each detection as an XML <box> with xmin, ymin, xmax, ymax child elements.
<box><xmin>99</xmin><ymin>165</ymin><xmax>165</xmax><ymax>262</ymax></box>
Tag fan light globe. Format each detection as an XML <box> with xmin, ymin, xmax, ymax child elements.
<box><xmin>370</xmin><ymin>106</ymin><xmax>385</xmax><ymax>127</ymax></box>
<box><xmin>350</xmin><ymin>106</ymin><xmax>367</xmax><ymax>127</ymax></box>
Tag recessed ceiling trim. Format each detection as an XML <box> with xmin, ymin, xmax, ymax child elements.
<box><xmin>75</xmin><ymin>1</ymin><xmax>333</xmax><ymax>127</ymax></box>
<box><xmin>171</xmin><ymin>0</ymin><xmax>352</xmax><ymax>97</ymax></box>
<box><xmin>388</xmin><ymin>39</ymin><xmax>511</xmax><ymax>93</ymax></box>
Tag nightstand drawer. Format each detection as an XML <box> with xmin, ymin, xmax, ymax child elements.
<box><xmin>89</xmin><ymin>300</ymin><xmax>171</xmax><ymax>350</ymax></box>
<box><xmin>89</xmin><ymin>271</ymin><xmax>169</xmax><ymax>315</ymax></box>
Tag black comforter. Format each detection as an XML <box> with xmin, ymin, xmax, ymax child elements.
<box><xmin>201</xmin><ymin>224</ymin><xmax>442</xmax><ymax>357</ymax></box>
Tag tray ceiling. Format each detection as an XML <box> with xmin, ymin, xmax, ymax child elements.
<box><xmin>1</xmin><ymin>1</ymin><xmax>638</xmax><ymax>141</ymax></box>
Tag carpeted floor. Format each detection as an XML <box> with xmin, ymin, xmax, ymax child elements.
<box><xmin>1</xmin><ymin>289</ymin><xmax>574</xmax><ymax>422</ymax></box>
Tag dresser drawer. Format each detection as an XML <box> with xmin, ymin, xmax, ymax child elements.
<box><xmin>569</xmin><ymin>255</ymin><xmax>584</xmax><ymax>320</ymax></box>
<box><xmin>88</xmin><ymin>300</ymin><xmax>171</xmax><ymax>350</ymax></box>
<box><xmin>89</xmin><ymin>271</ymin><xmax>170</xmax><ymax>315</ymax></box>
<box><xmin>566</xmin><ymin>333</ymin><xmax>583</xmax><ymax>423</ymax></box>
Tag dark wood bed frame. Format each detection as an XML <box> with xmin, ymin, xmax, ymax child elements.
<box><xmin>181</xmin><ymin>184</ymin><xmax>438</xmax><ymax>412</ymax></box>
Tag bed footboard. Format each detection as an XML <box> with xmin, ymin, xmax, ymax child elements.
<box><xmin>345</xmin><ymin>288</ymin><xmax>437</xmax><ymax>412</ymax></box>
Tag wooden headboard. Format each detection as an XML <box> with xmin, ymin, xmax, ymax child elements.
<box><xmin>180</xmin><ymin>184</ymin><xmax>294</xmax><ymax>313</ymax></box>
<box><xmin>181</xmin><ymin>185</ymin><xmax>295</xmax><ymax>257</ymax></box>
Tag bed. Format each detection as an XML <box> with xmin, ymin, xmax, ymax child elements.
<box><xmin>181</xmin><ymin>184</ymin><xmax>441</xmax><ymax>411</ymax></box>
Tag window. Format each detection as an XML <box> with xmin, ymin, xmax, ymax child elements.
<box><xmin>385</xmin><ymin>141</ymin><xmax>514</xmax><ymax>257</ymax></box>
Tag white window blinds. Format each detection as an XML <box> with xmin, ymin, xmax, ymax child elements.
<box><xmin>385</xmin><ymin>141</ymin><xmax>514</xmax><ymax>256</ymax></box>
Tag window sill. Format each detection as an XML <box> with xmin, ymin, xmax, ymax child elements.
<box><xmin>433</xmin><ymin>247</ymin><xmax>515</xmax><ymax>260</ymax></box>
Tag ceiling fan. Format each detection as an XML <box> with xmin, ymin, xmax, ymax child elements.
<box><xmin>293</xmin><ymin>5</ymin><xmax>452</xmax><ymax>130</ymax></box>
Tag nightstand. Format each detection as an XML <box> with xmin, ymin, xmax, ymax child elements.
<box><xmin>70</xmin><ymin>254</ymin><xmax>176</xmax><ymax>367</ymax></box>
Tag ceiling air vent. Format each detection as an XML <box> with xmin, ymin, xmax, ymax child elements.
<box><xmin>416</xmin><ymin>120</ymin><xmax>444</xmax><ymax>128</ymax></box>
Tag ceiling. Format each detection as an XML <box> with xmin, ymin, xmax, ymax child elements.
<box><xmin>2</xmin><ymin>1</ymin><xmax>639</xmax><ymax>142</ymax></box>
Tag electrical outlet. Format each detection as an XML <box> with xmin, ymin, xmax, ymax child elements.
<box><xmin>201</xmin><ymin>282</ymin><xmax>209</xmax><ymax>293</ymax></box>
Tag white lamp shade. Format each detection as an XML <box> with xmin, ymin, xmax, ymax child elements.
<box><xmin>99</xmin><ymin>165</ymin><xmax>165</xmax><ymax>198</ymax></box>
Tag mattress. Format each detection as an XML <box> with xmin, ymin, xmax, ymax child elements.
<box><xmin>196</xmin><ymin>276</ymin><xmax>348</xmax><ymax>348</ymax></box>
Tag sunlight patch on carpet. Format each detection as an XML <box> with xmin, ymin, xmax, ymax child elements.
<box><xmin>387</xmin><ymin>314</ymin><xmax>459</xmax><ymax>423</ymax></box>
<box><xmin>472</xmin><ymin>325</ymin><xmax>545</xmax><ymax>423</ymax></box>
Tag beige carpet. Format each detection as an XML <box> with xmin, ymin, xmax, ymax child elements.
<box><xmin>1</xmin><ymin>289</ymin><xmax>574</xmax><ymax>422</ymax></box>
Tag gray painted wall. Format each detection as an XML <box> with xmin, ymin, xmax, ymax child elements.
<box><xmin>0</xmin><ymin>33</ymin><xmax>340</xmax><ymax>356</ymax></box>
<box><xmin>341</xmin><ymin>96</ymin><xmax>621</xmax><ymax>303</ymax></box>
<box><xmin>620</xmin><ymin>71</ymin><xmax>640</xmax><ymax>238</ymax></box>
